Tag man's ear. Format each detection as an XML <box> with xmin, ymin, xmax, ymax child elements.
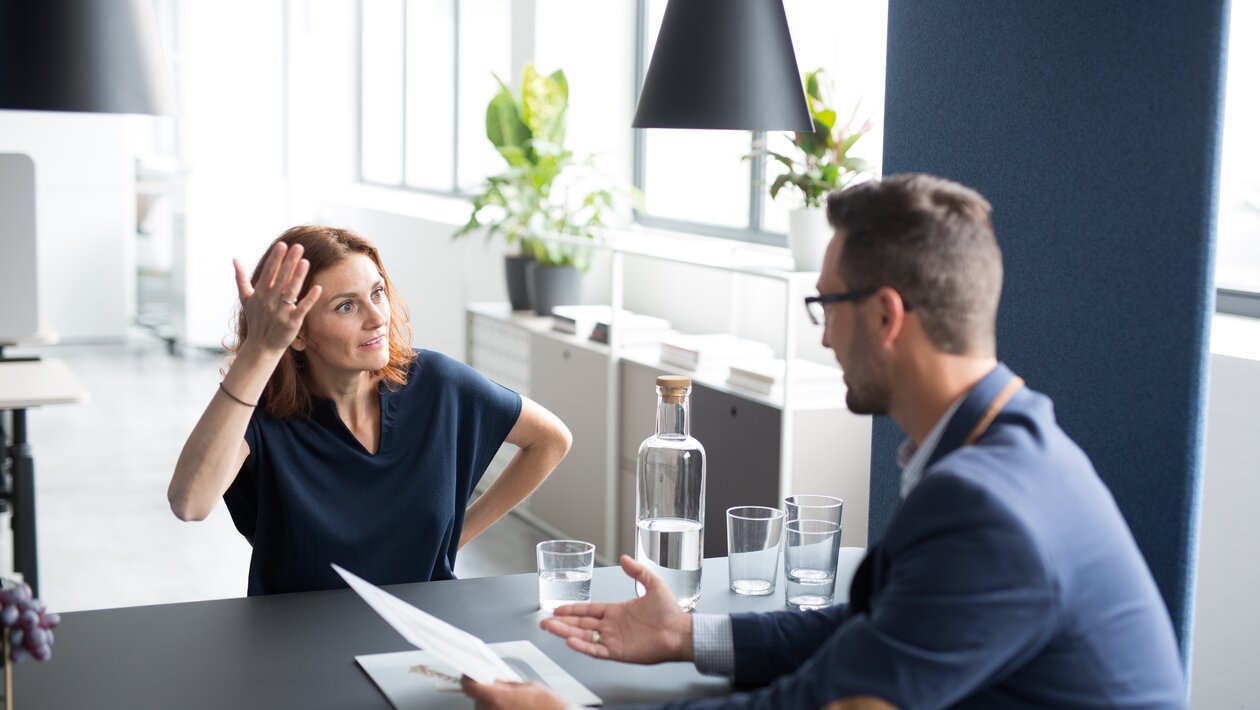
<box><xmin>873</xmin><ymin>286</ymin><xmax>909</xmax><ymax>349</ymax></box>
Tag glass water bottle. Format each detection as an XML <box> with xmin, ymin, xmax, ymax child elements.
<box><xmin>635</xmin><ymin>375</ymin><xmax>706</xmax><ymax>610</ymax></box>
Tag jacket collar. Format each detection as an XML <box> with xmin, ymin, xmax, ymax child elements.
<box><xmin>924</xmin><ymin>362</ymin><xmax>1018</xmax><ymax>470</ymax></box>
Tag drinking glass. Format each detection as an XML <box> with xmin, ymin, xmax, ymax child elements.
<box><xmin>536</xmin><ymin>540</ymin><xmax>595</xmax><ymax>612</ymax></box>
<box><xmin>726</xmin><ymin>506</ymin><xmax>785</xmax><ymax>596</ymax></box>
<box><xmin>784</xmin><ymin>520</ymin><xmax>841</xmax><ymax>610</ymax></box>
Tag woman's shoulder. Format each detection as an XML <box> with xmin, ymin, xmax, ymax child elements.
<box><xmin>405</xmin><ymin>348</ymin><xmax>480</xmax><ymax>387</ymax></box>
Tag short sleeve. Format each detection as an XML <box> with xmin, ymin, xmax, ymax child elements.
<box><xmin>440</xmin><ymin>354</ymin><xmax>523</xmax><ymax>496</ymax></box>
<box><xmin>222</xmin><ymin>410</ymin><xmax>264</xmax><ymax>544</ymax></box>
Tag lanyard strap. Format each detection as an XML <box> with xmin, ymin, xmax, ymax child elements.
<box><xmin>962</xmin><ymin>376</ymin><xmax>1025</xmax><ymax>446</ymax></box>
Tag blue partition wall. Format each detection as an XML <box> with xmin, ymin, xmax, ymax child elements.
<box><xmin>870</xmin><ymin>1</ymin><xmax>1229</xmax><ymax>662</ymax></box>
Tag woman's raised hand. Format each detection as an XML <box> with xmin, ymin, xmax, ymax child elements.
<box><xmin>233</xmin><ymin>242</ymin><xmax>323</xmax><ymax>355</ymax></box>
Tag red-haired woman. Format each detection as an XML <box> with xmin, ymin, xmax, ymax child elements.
<box><xmin>167</xmin><ymin>226</ymin><xmax>571</xmax><ymax>595</ymax></box>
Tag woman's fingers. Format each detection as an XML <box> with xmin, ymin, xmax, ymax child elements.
<box><xmin>233</xmin><ymin>259</ymin><xmax>254</xmax><ymax>303</ymax></box>
<box><xmin>276</xmin><ymin>243</ymin><xmax>306</xmax><ymax>299</ymax></box>
<box><xmin>294</xmin><ymin>284</ymin><xmax>322</xmax><ymax>318</ymax></box>
<box><xmin>261</xmin><ymin>241</ymin><xmax>288</xmax><ymax>290</ymax></box>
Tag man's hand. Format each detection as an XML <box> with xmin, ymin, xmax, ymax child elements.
<box><xmin>460</xmin><ymin>677</ymin><xmax>567</xmax><ymax>710</ymax></box>
<box><xmin>540</xmin><ymin>554</ymin><xmax>693</xmax><ymax>664</ymax></box>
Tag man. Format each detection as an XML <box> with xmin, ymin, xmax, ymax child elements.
<box><xmin>463</xmin><ymin>174</ymin><xmax>1186</xmax><ymax>709</ymax></box>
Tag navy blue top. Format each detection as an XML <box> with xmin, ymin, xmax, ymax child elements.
<box><xmin>223</xmin><ymin>350</ymin><xmax>522</xmax><ymax>596</ymax></box>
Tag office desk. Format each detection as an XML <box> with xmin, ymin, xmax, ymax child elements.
<box><xmin>0</xmin><ymin>357</ymin><xmax>87</xmax><ymax>596</ymax></box>
<box><xmin>18</xmin><ymin>550</ymin><xmax>866</xmax><ymax>708</ymax></box>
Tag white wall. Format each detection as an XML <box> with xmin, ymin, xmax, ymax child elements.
<box><xmin>1190</xmin><ymin>318</ymin><xmax>1260</xmax><ymax>709</ymax></box>
<box><xmin>0</xmin><ymin>111</ymin><xmax>140</xmax><ymax>341</ymax></box>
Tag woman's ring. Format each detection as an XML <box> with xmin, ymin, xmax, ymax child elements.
<box><xmin>591</xmin><ymin>629</ymin><xmax>601</xmax><ymax>644</ymax></box>
<box><xmin>280</xmin><ymin>297</ymin><xmax>297</xmax><ymax>306</ymax></box>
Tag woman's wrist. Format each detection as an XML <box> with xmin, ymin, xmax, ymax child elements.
<box><xmin>236</xmin><ymin>339</ymin><xmax>288</xmax><ymax>368</ymax></box>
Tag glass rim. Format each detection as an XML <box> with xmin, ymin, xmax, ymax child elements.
<box><xmin>726</xmin><ymin>505</ymin><xmax>785</xmax><ymax>521</ymax></box>
<box><xmin>784</xmin><ymin>519</ymin><xmax>842</xmax><ymax>534</ymax></box>
<box><xmin>536</xmin><ymin>539</ymin><xmax>596</xmax><ymax>556</ymax></box>
<box><xmin>784</xmin><ymin>494</ymin><xmax>844</xmax><ymax>509</ymax></box>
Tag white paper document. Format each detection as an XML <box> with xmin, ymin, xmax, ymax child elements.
<box><xmin>332</xmin><ymin>563</ymin><xmax>521</xmax><ymax>685</ymax></box>
<box><xmin>357</xmin><ymin>641</ymin><xmax>603</xmax><ymax>709</ymax></box>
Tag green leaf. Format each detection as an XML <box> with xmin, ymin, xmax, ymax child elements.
<box><xmin>486</xmin><ymin>80</ymin><xmax>532</xmax><ymax>157</ymax></box>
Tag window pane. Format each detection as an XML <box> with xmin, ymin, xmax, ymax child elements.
<box><xmin>764</xmin><ymin>0</ymin><xmax>888</xmax><ymax>234</ymax></box>
<box><xmin>360</xmin><ymin>0</ymin><xmax>405</xmax><ymax>185</ymax></box>
<box><xmin>642</xmin><ymin>129</ymin><xmax>752</xmax><ymax>228</ymax></box>
<box><xmin>1216</xmin><ymin>2</ymin><xmax>1260</xmax><ymax>294</ymax></box>
<box><xmin>640</xmin><ymin>0</ymin><xmax>751</xmax><ymax>229</ymax></box>
<box><xmin>456</xmin><ymin>0</ymin><xmax>511</xmax><ymax>192</ymax></box>
<box><xmin>404</xmin><ymin>0</ymin><xmax>455</xmax><ymax>190</ymax></box>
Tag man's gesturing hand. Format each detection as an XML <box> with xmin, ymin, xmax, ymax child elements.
<box><xmin>540</xmin><ymin>554</ymin><xmax>693</xmax><ymax>665</ymax></box>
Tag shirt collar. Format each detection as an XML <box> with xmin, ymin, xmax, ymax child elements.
<box><xmin>897</xmin><ymin>394</ymin><xmax>967</xmax><ymax>499</ymax></box>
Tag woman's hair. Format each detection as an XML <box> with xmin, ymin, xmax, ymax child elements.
<box><xmin>229</xmin><ymin>225</ymin><xmax>415</xmax><ymax>418</ymax></box>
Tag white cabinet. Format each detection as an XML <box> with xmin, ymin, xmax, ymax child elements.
<box><xmin>527</xmin><ymin>332</ymin><xmax>614</xmax><ymax>555</ymax></box>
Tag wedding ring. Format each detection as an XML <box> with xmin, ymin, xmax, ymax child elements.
<box><xmin>280</xmin><ymin>297</ymin><xmax>297</xmax><ymax>306</ymax></box>
<box><xmin>591</xmin><ymin>629</ymin><xmax>601</xmax><ymax>644</ymax></box>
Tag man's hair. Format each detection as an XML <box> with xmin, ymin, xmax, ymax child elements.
<box><xmin>825</xmin><ymin>173</ymin><xmax>1002</xmax><ymax>356</ymax></box>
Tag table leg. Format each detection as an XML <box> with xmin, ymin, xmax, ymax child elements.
<box><xmin>8</xmin><ymin>409</ymin><xmax>37</xmax><ymax>597</ymax></box>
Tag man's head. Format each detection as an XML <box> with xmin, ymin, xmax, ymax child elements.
<box><xmin>815</xmin><ymin>174</ymin><xmax>1003</xmax><ymax>413</ymax></box>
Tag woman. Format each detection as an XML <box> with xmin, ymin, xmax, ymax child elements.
<box><xmin>167</xmin><ymin>226</ymin><xmax>571</xmax><ymax>595</ymax></box>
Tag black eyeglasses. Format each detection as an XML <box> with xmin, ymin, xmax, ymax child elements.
<box><xmin>804</xmin><ymin>289</ymin><xmax>912</xmax><ymax>325</ymax></box>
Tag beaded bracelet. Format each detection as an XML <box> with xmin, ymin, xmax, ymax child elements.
<box><xmin>218</xmin><ymin>382</ymin><xmax>258</xmax><ymax>408</ymax></box>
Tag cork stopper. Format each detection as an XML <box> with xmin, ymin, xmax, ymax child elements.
<box><xmin>656</xmin><ymin>375</ymin><xmax>691</xmax><ymax>403</ymax></box>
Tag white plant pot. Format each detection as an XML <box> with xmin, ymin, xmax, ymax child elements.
<box><xmin>787</xmin><ymin>207</ymin><xmax>833</xmax><ymax>272</ymax></box>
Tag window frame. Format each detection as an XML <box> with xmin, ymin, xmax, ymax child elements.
<box><xmin>355</xmin><ymin>0</ymin><xmax>471</xmax><ymax>198</ymax></box>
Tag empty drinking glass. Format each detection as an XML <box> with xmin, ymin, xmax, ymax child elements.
<box><xmin>726</xmin><ymin>506</ymin><xmax>785</xmax><ymax>596</ymax></box>
<box><xmin>784</xmin><ymin>520</ymin><xmax>841</xmax><ymax>610</ymax></box>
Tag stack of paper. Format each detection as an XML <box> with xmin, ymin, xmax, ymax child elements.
<box><xmin>726</xmin><ymin>358</ymin><xmax>843</xmax><ymax>397</ymax></box>
<box><xmin>659</xmin><ymin>334</ymin><xmax>774</xmax><ymax>371</ymax></box>
<box><xmin>588</xmin><ymin>313</ymin><xmax>672</xmax><ymax>346</ymax></box>
<box><xmin>551</xmin><ymin>305</ymin><xmax>616</xmax><ymax>337</ymax></box>
<box><xmin>550</xmin><ymin>306</ymin><xmax>672</xmax><ymax>347</ymax></box>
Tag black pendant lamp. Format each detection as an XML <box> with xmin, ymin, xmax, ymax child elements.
<box><xmin>633</xmin><ymin>0</ymin><xmax>812</xmax><ymax>131</ymax></box>
<box><xmin>0</xmin><ymin>0</ymin><xmax>173</xmax><ymax>115</ymax></box>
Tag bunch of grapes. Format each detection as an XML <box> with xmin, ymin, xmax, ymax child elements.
<box><xmin>0</xmin><ymin>582</ymin><xmax>59</xmax><ymax>663</ymax></box>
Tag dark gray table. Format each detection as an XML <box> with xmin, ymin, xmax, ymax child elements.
<box><xmin>16</xmin><ymin>551</ymin><xmax>864</xmax><ymax>708</ymax></box>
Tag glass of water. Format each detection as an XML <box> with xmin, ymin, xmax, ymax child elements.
<box><xmin>784</xmin><ymin>520</ymin><xmax>841</xmax><ymax>610</ymax></box>
<box><xmin>726</xmin><ymin>506</ymin><xmax>785</xmax><ymax>596</ymax></box>
<box><xmin>536</xmin><ymin>540</ymin><xmax>595</xmax><ymax>613</ymax></box>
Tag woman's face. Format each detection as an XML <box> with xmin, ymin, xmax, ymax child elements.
<box><xmin>295</xmin><ymin>253</ymin><xmax>391</xmax><ymax>375</ymax></box>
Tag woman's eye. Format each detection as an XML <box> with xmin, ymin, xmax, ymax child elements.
<box><xmin>337</xmin><ymin>301</ymin><xmax>354</xmax><ymax>313</ymax></box>
<box><xmin>371</xmin><ymin>287</ymin><xmax>385</xmax><ymax>301</ymax></box>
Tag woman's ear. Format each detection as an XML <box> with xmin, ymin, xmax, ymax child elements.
<box><xmin>291</xmin><ymin>333</ymin><xmax>307</xmax><ymax>352</ymax></box>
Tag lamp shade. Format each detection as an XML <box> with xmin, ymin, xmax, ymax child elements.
<box><xmin>0</xmin><ymin>0</ymin><xmax>173</xmax><ymax>115</ymax></box>
<box><xmin>633</xmin><ymin>0</ymin><xmax>812</xmax><ymax>131</ymax></box>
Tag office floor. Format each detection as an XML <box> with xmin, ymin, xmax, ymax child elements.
<box><xmin>1</xmin><ymin>333</ymin><xmax>550</xmax><ymax>613</ymax></box>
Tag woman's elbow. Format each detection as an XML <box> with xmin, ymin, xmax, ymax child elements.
<box><xmin>168</xmin><ymin>488</ymin><xmax>210</xmax><ymax>522</ymax></box>
<box><xmin>554</xmin><ymin>419</ymin><xmax>573</xmax><ymax>459</ymax></box>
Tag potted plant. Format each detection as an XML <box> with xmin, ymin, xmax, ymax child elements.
<box><xmin>758</xmin><ymin>68</ymin><xmax>874</xmax><ymax>271</ymax></box>
<box><xmin>456</xmin><ymin>66</ymin><xmax>635</xmax><ymax>315</ymax></box>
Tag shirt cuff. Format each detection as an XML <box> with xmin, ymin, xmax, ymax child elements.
<box><xmin>691</xmin><ymin>613</ymin><xmax>735</xmax><ymax>677</ymax></box>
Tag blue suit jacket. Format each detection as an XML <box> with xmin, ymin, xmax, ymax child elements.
<box><xmin>642</xmin><ymin>364</ymin><xmax>1186</xmax><ymax>709</ymax></box>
